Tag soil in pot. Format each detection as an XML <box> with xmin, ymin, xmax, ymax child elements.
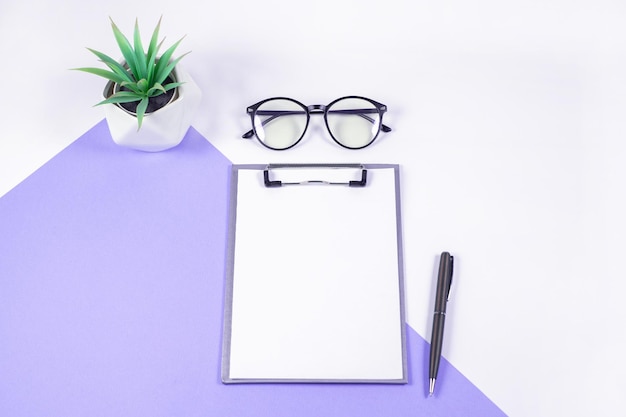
<box><xmin>116</xmin><ymin>75</ymin><xmax>178</xmax><ymax>115</ymax></box>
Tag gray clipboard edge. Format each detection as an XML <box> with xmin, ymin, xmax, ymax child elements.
<box><xmin>222</xmin><ymin>376</ymin><xmax>407</xmax><ymax>384</ymax></box>
<box><xmin>220</xmin><ymin>164</ymin><xmax>408</xmax><ymax>384</ymax></box>
<box><xmin>220</xmin><ymin>165</ymin><xmax>240</xmax><ymax>384</ymax></box>
<box><xmin>392</xmin><ymin>164</ymin><xmax>409</xmax><ymax>384</ymax></box>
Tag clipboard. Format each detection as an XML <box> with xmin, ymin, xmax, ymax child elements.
<box><xmin>221</xmin><ymin>163</ymin><xmax>407</xmax><ymax>384</ymax></box>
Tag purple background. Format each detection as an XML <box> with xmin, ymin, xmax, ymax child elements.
<box><xmin>0</xmin><ymin>121</ymin><xmax>506</xmax><ymax>416</ymax></box>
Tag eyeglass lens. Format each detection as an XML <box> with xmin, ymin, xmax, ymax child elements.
<box><xmin>325</xmin><ymin>97</ymin><xmax>381</xmax><ymax>149</ymax></box>
<box><xmin>252</xmin><ymin>97</ymin><xmax>383</xmax><ymax>150</ymax></box>
<box><xmin>253</xmin><ymin>99</ymin><xmax>308</xmax><ymax>150</ymax></box>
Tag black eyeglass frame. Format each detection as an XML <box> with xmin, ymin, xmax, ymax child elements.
<box><xmin>241</xmin><ymin>96</ymin><xmax>392</xmax><ymax>150</ymax></box>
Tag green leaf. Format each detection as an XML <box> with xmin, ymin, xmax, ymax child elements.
<box><xmin>153</xmin><ymin>37</ymin><xmax>186</xmax><ymax>84</ymax></box>
<box><xmin>135</xmin><ymin>97</ymin><xmax>149</xmax><ymax>129</ymax></box>
<box><xmin>136</xmin><ymin>78</ymin><xmax>149</xmax><ymax>93</ymax></box>
<box><xmin>95</xmin><ymin>91</ymin><xmax>143</xmax><ymax>106</ymax></box>
<box><xmin>147</xmin><ymin>38</ymin><xmax>167</xmax><ymax>84</ymax></box>
<box><xmin>133</xmin><ymin>18</ymin><xmax>147</xmax><ymax>79</ymax></box>
<box><xmin>158</xmin><ymin>52</ymin><xmax>190</xmax><ymax>85</ymax></box>
<box><xmin>119</xmin><ymin>81</ymin><xmax>142</xmax><ymax>95</ymax></box>
<box><xmin>145</xmin><ymin>18</ymin><xmax>162</xmax><ymax>86</ymax></box>
<box><xmin>109</xmin><ymin>17</ymin><xmax>140</xmax><ymax>80</ymax></box>
<box><xmin>146</xmin><ymin>82</ymin><xmax>167</xmax><ymax>96</ymax></box>
<box><xmin>146</xmin><ymin>16</ymin><xmax>162</xmax><ymax>65</ymax></box>
<box><xmin>85</xmin><ymin>48</ymin><xmax>133</xmax><ymax>83</ymax></box>
<box><xmin>162</xmin><ymin>81</ymin><xmax>184</xmax><ymax>91</ymax></box>
<box><xmin>73</xmin><ymin>67</ymin><xmax>127</xmax><ymax>85</ymax></box>
<box><xmin>156</xmin><ymin>38</ymin><xmax>166</xmax><ymax>53</ymax></box>
<box><xmin>146</xmin><ymin>56</ymin><xmax>157</xmax><ymax>87</ymax></box>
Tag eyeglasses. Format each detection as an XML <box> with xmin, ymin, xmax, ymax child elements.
<box><xmin>241</xmin><ymin>96</ymin><xmax>392</xmax><ymax>150</ymax></box>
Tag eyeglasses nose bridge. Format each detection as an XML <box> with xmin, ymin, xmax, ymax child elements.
<box><xmin>307</xmin><ymin>104</ymin><xmax>326</xmax><ymax>114</ymax></box>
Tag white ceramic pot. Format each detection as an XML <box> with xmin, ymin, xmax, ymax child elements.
<box><xmin>102</xmin><ymin>65</ymin><xmax>201</xmax><ymax>152</ymax></box>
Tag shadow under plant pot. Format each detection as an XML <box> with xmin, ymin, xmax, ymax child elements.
<box><xmin>102</xmin><ymin>65</ymin><xmax>201</xmax><ymax>152</ymax></box>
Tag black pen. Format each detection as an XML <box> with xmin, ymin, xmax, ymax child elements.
<box><xmin>429</xmin><ymin>251</ymin><xmax>454</xmax><ymax>396</ymax></box>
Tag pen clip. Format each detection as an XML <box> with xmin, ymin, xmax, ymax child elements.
<box><xmin>446</xmin><ymin>255</ymin><xmax>454</xmax><ymax>301</ymax></box>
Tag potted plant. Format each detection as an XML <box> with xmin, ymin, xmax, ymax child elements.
<box><xmin>74</xmin><ymin>17</ymin><xmax>201</xmax><ymax>152</ymax></box>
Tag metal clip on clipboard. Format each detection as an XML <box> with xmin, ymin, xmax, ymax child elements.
<box><xmin>263</xmin><ymin>163</ymin><xmax>368</xmax><ymax>187</ymax></box>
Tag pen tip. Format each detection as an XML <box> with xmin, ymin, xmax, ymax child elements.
<box><xmin>429</xmin><ymin>378</ymin><xmax>436</xmax><ymax>396</ymax></box>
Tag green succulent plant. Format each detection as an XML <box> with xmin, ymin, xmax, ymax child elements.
<box><xmin>74</xmin><ymin>17</ymin><xmax>188</xmax><ymax>129</ymax></box>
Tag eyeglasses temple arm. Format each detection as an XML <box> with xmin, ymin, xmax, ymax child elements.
<box><xmin>328</xmin><ymin>109</ymin><xmax>393</xmax><ymax>132</ymax></box>
<box><xmin>242</xmin><ymin>110</ymin><xmax>305</xmax><ymax>139</ymax></box>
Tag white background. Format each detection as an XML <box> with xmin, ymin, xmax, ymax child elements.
<box><xmin>1</xmin><ymin>1</ymin><xmax>625</xmax><ymax>416</ymax></box>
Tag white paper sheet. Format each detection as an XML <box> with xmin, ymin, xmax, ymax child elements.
<box><xmin>222</xmin><ymin>165</ymin><xmax>406</xmax><ymax>383</ymax></box>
